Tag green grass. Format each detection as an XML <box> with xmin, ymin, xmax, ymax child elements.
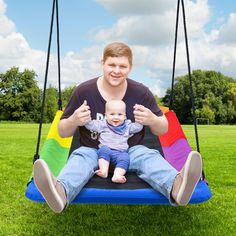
<box><xmin>0</xmin><ymin>123</ymin><xmax>235</xmax><ymax>236</ymax></box>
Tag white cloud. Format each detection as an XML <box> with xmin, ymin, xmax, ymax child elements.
<box><xmin>94</xmin><ymin>0</ymin><xmax>210</xmax><ymax>45</ymax></box>
<box><xmin>93</xmin><ymin>12</ymin><xmax>176</xmax><ymax>46</ymax></box>
<box><xmin>217</xmin><ymin>13</ymin><xmax>236</xmax><ymax>44</ymax></box>
<box><xmin>58</xmin><ymin>47</ymin><xmax>102</xmax><ymax>89</ymax></box>
<box><xmin>184</xmin><ymin>0</ymin><xmax>210</xmax><ymax>38</ymax></box>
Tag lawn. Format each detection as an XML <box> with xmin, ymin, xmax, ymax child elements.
<box><xmin>0</xmin><ymin>123</ymin><xmax>235</xmax><ymax>236</ymax></box>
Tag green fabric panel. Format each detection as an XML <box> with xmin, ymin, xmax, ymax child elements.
<box><xmin>40</xmin><ymin>138</ymin><xmax>70</xmax><ymax>176</ymax></box>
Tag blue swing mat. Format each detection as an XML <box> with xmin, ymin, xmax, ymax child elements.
<box><xmin>25</xmin><ymin>108</ymin><xmax>212</xmax><ymax>204</ymax></box>
<box><xmin>26</xmin><ymin>175</ymin><xmax>211</xmax><ymax>205</ymax></box>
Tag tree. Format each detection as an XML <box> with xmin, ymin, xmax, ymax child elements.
<box><xmin>225</xmin><ymin>82</ymin><xmax>236</xmax><ymax>123</ymax></box>
<box><xmin>42</xmin><ymin>85</ymin><xmax>76</xmax><ymax>123</ymax></box>
<box><xmin>0</xmin><ymin>67</ymin><xmax>41</xmax><ymax>121</ymax></box>
<box><xmin>43</xmin><ymin>86</ymin><xmax>58</xmax><ymax>123</ymax></box>
<box><xmin>163</xmin><ymin>74</ymin><xmax>192</xmax><ymax>123</ymax></box>
<box><xmin>163</xmin><ymin>70</ymin><xmax>236</xmax><ymax>124</ymax></box>
<box><xmin>62</xmin><ymin>85</ymin><xmax>76</xmax><ymax>108</ymax></box>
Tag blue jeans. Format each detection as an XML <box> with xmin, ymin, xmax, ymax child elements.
<box><xmin>57</xmin><ymin>145</ymin><xmax>178</xmax><ymax>204</ymax></box>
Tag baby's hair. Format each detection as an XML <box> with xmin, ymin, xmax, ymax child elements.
<box><xmin>105</xmin><ymin>100</ymin><xmax>126</xmax><ymax>111</ymax></box>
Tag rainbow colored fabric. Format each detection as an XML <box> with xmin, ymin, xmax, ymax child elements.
<box><xmin>159</xmin><ymin>110</ymin><xmax>192</xmax><ymax>171</ymax></box>
<box><xmin>39</xmin><ymin>110</ymin><xmax>72</xmax><ymax>176</ymax></box>
<box><xmin>25</xmin><ymin>108</ymin><xmax>212</xmax><ymax>204</ymax></box>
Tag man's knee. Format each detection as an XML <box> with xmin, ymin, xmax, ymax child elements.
<box><xmin>129</xmin><ymin>145</ymin><xmax>160</xmax><ymax>159</ymax></box>
<box><xmin>70</xmin><ymin>146</ymin><xmax>98</xmax><ymax>167</ymax></box>
<box><xmin>128</xmin><ymin>145</ymin><xmax>163</xmax><ymax>171</ymax></box>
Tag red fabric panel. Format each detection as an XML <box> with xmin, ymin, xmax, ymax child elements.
<box><xmin>159</xmin><ymin>111</ymin><xmax>186</xmax><ymax>147</ymax></box>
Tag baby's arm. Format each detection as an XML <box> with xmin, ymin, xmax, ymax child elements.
<box><xmin>127</xmin><ymin>120</ymin><xmax>143</xmax><ymax>134</ymax></box>
<box><xmin>85</xmin><ymin>120</ymin><xmax>104</xmax><ymax>133</ymax></box>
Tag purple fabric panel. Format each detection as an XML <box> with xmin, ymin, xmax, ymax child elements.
<box><xmin>163</xmin><ymin>138</ymin><xmax>192</xmax><ymax>171</ymax></box>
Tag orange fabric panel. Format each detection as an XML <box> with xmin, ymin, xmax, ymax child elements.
<box><xmin>160</xmin><ymin>106</ymin><xmax>169</xmax><ymax>114</ymax></box>
<box><xmin>159</xmin><ymin>111</ymin><xmax>186</xmax><ymax>147</ymax></box>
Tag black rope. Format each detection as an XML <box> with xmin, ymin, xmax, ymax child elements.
<box><xmin>33</xmin><ymin>0</ymin><xmax>56</xmax><ymax>163</ymax></box>
<box><xmin>170</xmin><ymin>0</ymin><xmax>205</xmax><ymax>179</ymax></box>
<box><xmin>56</xmin><ymin>0</ymin><xmax>62</xmax><ymax>110</ymax></box>
<box><xmin>181</xmin><ymin>0</ymin><xmax>200</xmax><ymax>153</ymax></box>
<box><xmin>181</xmin><ymin>0</ymin><xmax>206</xmax><ymax>181</ymax></box>
<box><xmin>169</xmin><ymin>0</ymin><xmax>180</xmax><ymax>109</ymax></box>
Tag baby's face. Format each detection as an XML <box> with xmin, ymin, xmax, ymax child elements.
<box><xmin>105</xmin><ymin>104</ymin><xmax>126</xmax><ymax>127</ymax></box>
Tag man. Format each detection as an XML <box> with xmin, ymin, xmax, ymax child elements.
<box><xmin>34</xmin><ymin>42</ymin><xmax>202</xmax><ymax>213</ymax></box>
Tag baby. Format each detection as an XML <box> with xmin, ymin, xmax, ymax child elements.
<box><xmin>85</xmin><ymin>100</ymin><xmax>143</xmax><ymax>183</ymax></box>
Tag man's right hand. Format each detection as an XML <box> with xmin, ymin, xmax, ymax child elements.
<box><xmin>58</xmin><ymin>100</ymin><xmax>91</xmax><ymax>138</ymax></box>
<box><xmin>71</xmin><ymin>100</ymin><xmax>91</xmax><ymax>126</ymax></box>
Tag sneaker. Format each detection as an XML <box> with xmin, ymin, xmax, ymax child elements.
<box><xmin>171</xmin><ymin>151</ymin><xmax>202</xmax><ymax>206</ymax></box>
<box><xmin>34</xmin><ymin>159</ymin><xmax>67</xmax><ymax>213</ymax></box>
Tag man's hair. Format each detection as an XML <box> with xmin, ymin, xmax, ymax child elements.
<box><xmin>102</xmin><ymin>42</ymin><xmax>133</xmax><ymax>66</ymax></box>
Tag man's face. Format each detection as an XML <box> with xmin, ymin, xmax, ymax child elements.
<box><xmin>102</xmin><ymin>56</ymin><xmax>132</xmax><ymax>87</ymax></box>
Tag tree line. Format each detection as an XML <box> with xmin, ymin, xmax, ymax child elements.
<box><xmin>0</xmin><ymin>67</ymin><xmax>75</xmax><ymax>123</ymax></box>
<box><xmin>162</xmin><ymin>70</ymin><xmax>236</xmax><ymax>124</ymax></box>
<box><xmin>0</xmin><ymin>67</ymin><xmax>236</xmax><ymax>124</ymax></box>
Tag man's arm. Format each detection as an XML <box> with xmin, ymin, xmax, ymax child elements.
<box><xmin>133</xmin><ymin>104</ymin><xmax>168</xmax><ymax>136</ymax></box>
<box><xmin>58</xmin><ymin>100</ymin><xmax>91</xmax><ymax>138</ymax></box>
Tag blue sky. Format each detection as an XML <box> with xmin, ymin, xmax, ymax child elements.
<box><xmin>1</xmin><ymin>0</ymin><xmax>236</xmax><ymax>96</ymax></box>
<box><xmin>5</xmin><ymin>1</ymin><xmax>117</xmax><ymax>53</ymax></box>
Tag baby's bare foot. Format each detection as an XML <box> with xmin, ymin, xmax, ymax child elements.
<box><xmin>95</xmin><ymin>169</ymin><xmax>108</xmax><ymax>178</ymax></box>
<box><xmin>112</xmin><ymin>175</ymin><xmax>127</xmax><ymax>183</ymax></box>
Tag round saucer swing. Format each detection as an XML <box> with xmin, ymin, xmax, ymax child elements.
<box><xmin>25</xmin><ymin>0</ymin><xmax>212</xmax><ymax>205</ymax></box>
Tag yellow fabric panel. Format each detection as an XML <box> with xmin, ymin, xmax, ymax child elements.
<box><xmin>46</xmin><ymin>110</ymin><xmax>73</xmax><ymax>149</ymax></box>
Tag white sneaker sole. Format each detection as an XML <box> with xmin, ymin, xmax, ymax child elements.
<box><xmin>176</xmin><ymin>151</ymin><xmax>202</xmax><ymax>206</ymax></box>
<box><xmin>34</xmin><ymin>159</ymin><xmax>65</xmax><ymax>213</ymax></box>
